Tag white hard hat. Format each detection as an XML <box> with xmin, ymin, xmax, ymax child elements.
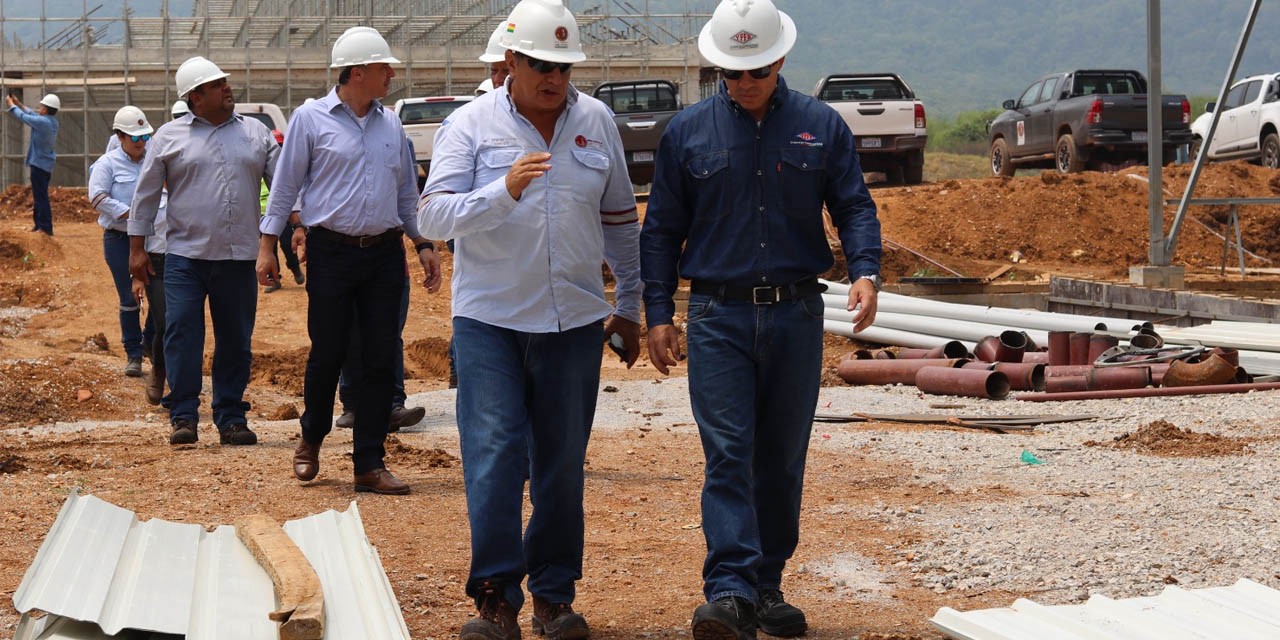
<box><xmin>170</xmin><ymin>100</ymin><xmax>190</xmax><ymax>116</ymax></box>
<box><xmin>698</xmin><ymin>0</ymin><xmax>796</xmax><ymax>71</ymax></box>
<box><xmin>330</xmin><ymin>26</ymin><xmax>402</xmax><ymax>68</ymax></box>
<box><xmin>479</xmin><ymin>24</ymin><xmax>507</xmax><ymax>63</ymax></box>
<box><xmin>39</xmin><ymin>94</ymin><xmax>60</xmax><ymax>110</ymax></box>
<box><xmin>175</xmin><ymin>56</ymin><xmax>230</xmax><ymax>98</ymax></box>
<box><xmin>112</xmin><ymin>105</ymin><xmax>154</xmax><ymax>137</ymax></box>
<box><xmin>499</xmin><ymin>0</ymin><xmax>586</xmax><ymax>65</ymax></box>
<box><xmin>475</xmin><ymin>78</ymin><xmax>495</xmax><ymax>95</ymax></box>
<box><xmin>303</xmin><ymin>97</ymin><xmax>316</xmax><ymax>104</ymax></box>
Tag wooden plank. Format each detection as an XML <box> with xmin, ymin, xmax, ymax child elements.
<box><xmin>982</xmin><ymin>265</ymin><xmax>1013</xmax><ymax>282</ymax></box>
<box><xmin>235</xmin><ymin>514</ymin><xmax>325</xmax><ymax>640</ymax></box>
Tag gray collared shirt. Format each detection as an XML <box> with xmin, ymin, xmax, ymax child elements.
<box><xmin>129</xmin><ymin>112</ymin><xmax>279</xmax><ymax>261</ymax></box>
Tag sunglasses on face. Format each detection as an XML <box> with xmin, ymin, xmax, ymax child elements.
<box><xmin>720</xmin><ymin>65</ymin><xmax>773</xmax><ymax>80</ymax></box>
<box><xmin>519</xmin><ymin>54</ymin><xmax>573</xmax><ymax>75</ymax></box>
<box><xmin>119</xmin><ymin>132</ymin><xmax>151</xmax><ymax>142</ymax></box>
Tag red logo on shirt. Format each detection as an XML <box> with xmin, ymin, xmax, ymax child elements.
<box><xmin>797</xmin><ymin>132</ymin><xmax>816</xmax><ymax>141</ymax></box>
<box><xmin>555</xmin><ymin>26</ymin><xmax>569</xmax><ymax>42</ymax></box>
<box><xmin>575</xmin><ymin>135</ymin><xmax>587</xmax><ymax>147</ymax></box>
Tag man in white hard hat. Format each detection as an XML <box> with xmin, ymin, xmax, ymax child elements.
<box><xmin>5</xmin><ymin>93</ymin><xmax>60</xmax><ymax>235</ymax></box>
<box><xmin>105</xmin><ymin>102</ymin><xmax>188</xmax><ymax>156</ymax></box>
<box><xmin>642</xmin><ymin>1</ymin><xmax>881</xmax><ymax>637</ymax></box>
<box><xmin>129</xmin><ymin>56</ymin><xmax>281</xmax><ymax>447</ymax></box>
<box><xmin>260</xmin><ymin>26</ymin><xmax>442</xmax><ymax>496</ymax></box>
<box><xmin>418</xmin><ymin>0</ymin><xmax>641</xmax><ymax>637</ymax></box>
<box><xmin>474</xmin><ymin>24</ymin><xmax>511</xmax><ymax>96</ymax></box>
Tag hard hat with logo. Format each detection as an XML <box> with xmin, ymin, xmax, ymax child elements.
<box><xmin>330</xmin><ymin>26</ymin><xmax>401</xmax><ymax>68</ymax></box>
<box><xmin>479</xmin><ymin>24</ymin><xmax>507</xmax><ymax>63</ymax></box>
<box><xmin>39</xmin><ymin>94</ymin><xmax>61</xmax><ymax>110</ymax></box>
<box><xmin>698</xmin><ymin>0</ymin><xmax>796</xmax><ymax>71</ymax></box>
<box><xmin>175</xmin><ymin>56</ymin><xmax>230</xmax><ymax>98</ymax></box>
<box><xmin>112</xmin><ymin>105</ymin><xmax>154</xmax><ymax>137</ymax></box>
<box><xmin>475</xmin><ymin>78</ymin><xmax>495</xmax><ymax>95</ymax></box>
<box><xmin>170</xmin><ymin>100</ymin><xmax>190</xmax><ymax>117</ymax></box>
<box><xmin>499</xmin><ymin>0</ymin><xmax>586</xmax><ymax>64</ymax></box>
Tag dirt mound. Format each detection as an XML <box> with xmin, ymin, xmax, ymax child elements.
<box><xmin>384</xmin><ymin>435</ymin><xmax>458</xmax><ymax>468</ymax></box>
<box><xmin>0</xmin><ymin>185</ymin><xmax>97</xmax><ymax>223</ymax></box>
<box><xmin>404</xmin><ymin>337</ymin><xmax>451</xmax><ymax>380</ymax></box>
<box><xmin>267</xmin><ymin>403</ymin><xmax>301</xmax><ymax>421</ymax></box>
<box><xmin>0</xmin><ymin>358</ymin><xmax>133</xmax><ymax>427</ymax></box>
<box><xmin>243</xmin><ymin>347</ymin><xmax>310</xmax><ymax>396</ymax></box>
<box><xmin>1087</xmin><ymin>420</ymin><xmax>1259</xmax><ymax>457</ymax></box>
<box><xmin>0</xmin><ymin>279</ymin><xmax>55</xmax><ymax>307</ymax></box>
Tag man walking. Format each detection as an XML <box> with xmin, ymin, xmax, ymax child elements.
<box><xmin>260</xmin><ymin>26</ymin><xmax>442</xmax><ymax>496</ymax></box>
<box><xmin>641</xmin><ymin>1</ymin><xmax>882</xmax><ymax>638</ymax></box>
<box><xmin>5</xmin><ymin>93</ymin><xmax>60</xmax><ymax>236</ymax></box>
<box><xmin>129</xmin><ymin>56</ymin><xmax>280</xmax><ymax>447</ymax></box>
<box><xmin>418</xmin><ymin>1</ymin><xmax>642</xmax><ymax>637</ymax></box>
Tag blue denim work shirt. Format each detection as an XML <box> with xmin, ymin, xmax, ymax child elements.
<box><xmin>7</xmin><ymin>106</ymin><xmax>58</xmax><ymax>172</ymax></box>
<box><xmin>640</xmin><ymin>76</ymin><xmax>881</xmax><ymax>327</ymax></box>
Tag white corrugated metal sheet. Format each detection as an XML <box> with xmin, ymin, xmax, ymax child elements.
<box><xmin>931</xmin><ymin>578</ymin><xmax>1280</xmax><ymax>640</ymax></box>
<box><xmin>11</xmin><ymin>491</ymin><xmax>408</xmax><ymax>640</ymax></box>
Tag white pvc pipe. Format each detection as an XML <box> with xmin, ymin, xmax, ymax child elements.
<box><xmin>822</xmin><ymin>319</ymin><xmax>977</xmax><ymax>351</ymax></box>
<box><xmin>824</xmin><ymin>307</ymin><xmax>1051</xmax><ymax>346</ymax></box>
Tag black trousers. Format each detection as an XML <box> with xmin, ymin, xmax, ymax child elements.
<box><xmin>299</xmin><ymin>233</ymin><xmax>406</xmax><ymax>474</ymax></box>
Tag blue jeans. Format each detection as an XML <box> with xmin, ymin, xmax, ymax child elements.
<box><xmin>685</xmin><ymin>293</ymin><xmax>825</xmax><ymax>603</ymax></box>
<box><xmin>30</xmin><ymin>166</ymin><xmax>52</xmax><ymax>233</ymax></box>
<box><xmin>339</xmin><ymin>272</ymin><xmax>410</xmax><ymax>411</ymax></box>
<box><xmin>103</xmin><ymin>230</ymin><xmax>142</xmax><ymax>359</ymax></box>
<box><xmin>163</xmin><ymin>255</ymin><xmax>257</xmax><ymax>430</ymax></box>
<box><xmin>454</xmin><ymin>316</ymin><xmax>604</xmax><ymax>611</ymax></box>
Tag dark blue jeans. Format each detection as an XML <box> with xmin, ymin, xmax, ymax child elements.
<box><xmin>453</xmin><ymin>316</ymin><xmax>604</xmax><ymax>611</ymax></box>
<box><xmin>685</xmin><ymin>293</ymin><xmax>825</xmax><ymax>603</ymax></box>
<box><xmin>338</xmin><ymin>271</ymin><xmax>410</xmax><ymax>411</ymax></box>
<box><xmin>299</xmin><ymin>235</ymin><xmax>405</xmax><ymax>474</ymax></box>
<box><xmin>103</xmin><ymin>230</ymin><xmax>142</xmax><ymax>359</ymax></box>
<box><xmin>29</xmin><ymin>166</ymin><xmax>52</xmax><ymax>233</ymax></box>
<box><xmin>163</xmin><ymin>255</ymin><xmax>257</xmax><ymax>430</ymax></box>
<box><xmin>144</xmin><ymin>253</ymin><xmax>168</xmax><ymax>397</ymax></box>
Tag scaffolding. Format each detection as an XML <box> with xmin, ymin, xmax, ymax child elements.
<box><xmin>1</xmin><ymin>0</ymin><xmax>713</xmax><ymax>187</ymax></box>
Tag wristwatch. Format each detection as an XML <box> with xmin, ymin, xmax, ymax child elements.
<box><xmin>857</xmin><ymin>274</ymin><xmax>882</xmax><ymax>291</ymax></box>
<box><xmin>414</xmin><ymin>239</ymin><xmax>435</xmax><ymax>254</ymax></box>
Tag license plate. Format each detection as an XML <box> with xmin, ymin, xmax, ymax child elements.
<box><xmin>861</xmin><ymin>137</ymin><xmax>882</xmax><ymax>149</ymax></box>
<box><xmin>1132</xmin><ymin>131</ymin><xmax>1149</xmax><ymax>142</ymax></box>
<box><xmin>632</xmin><ymin>151</ymin><xmax>654</xmax><ymax>163</ymax></box>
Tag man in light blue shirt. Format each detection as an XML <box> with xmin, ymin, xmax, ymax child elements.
<box><xmin>129</xmin><ymin>56</ymin><xmax>279</xmax><ymax>447</ymax></box>
<box><xmin>259</xmin><ymin>27</ymin><xmax>442</xmax><ymax>496</ymax></box>
<box><xmin>5</xmin><ymin>93</ymin><xmax>60</xmax><ymax>235</ymax></box>
<box><xmin>417</xmin><ymin>1</ymin><xmax>641</xmax><ymax>637</ymax></box>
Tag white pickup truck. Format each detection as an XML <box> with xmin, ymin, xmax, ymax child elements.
<box><xmin>1190</xmin><ymin>73</ymin><xmax>1280</xmax><ymax>168</ymax></box>
<box><xmin>236</xmin><ymin>103</ymin><xmax>288</xmax><ymax>134</ymax></box>
<box><xmin>813</xmin><ymin>73</ymin><xmax>928</xmax><ymax>184</ymax></box>
<box><xmin>393</xmin><ymin>95</ymin><xmax>475</xmax><ymax>187</ymax></box>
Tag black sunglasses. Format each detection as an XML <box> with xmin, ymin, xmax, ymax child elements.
<box><xmin>720</xmin><ymin>65</ymin><xmax>773</xmax><ymax>80</ymax></box>
<box><xmin>517</xmin><ymin>52</ymin><xmax>573</xmax><ymax>75</ymax></box>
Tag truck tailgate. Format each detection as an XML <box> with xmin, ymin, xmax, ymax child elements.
<box><xmin>1095</xmin><ymin>95</ymin><xmax>1186</xmax><ymax>132</ymax></box>
<box><xmin>614</xmin><ymin>111</ymin><xmax>678</xmax><ymax>154</ymax></box>
<box><xmin>841</xmin><ymin>100</ymin><xmax>917</xmax><ymax>137</ymax></box>
<box><xmin>404</xmin><ymin>125</ymin><xmax>435</xmax><ymax>162</ymax></box>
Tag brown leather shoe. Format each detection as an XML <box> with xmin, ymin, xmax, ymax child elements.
<box><xmin>145</xmin><ymin>365</ymin><xmax>165</xmax><ymax>406</ymax></box>
<box><xmin>293</xmin><ymin>439</ymin><xmax>321</xmax><ymax>481</ymax></box>
<box><xmin>354</xmin><ymin>468</ymin><xmax>409</xmax><ymax>495</ymax></box>
<box><xmin>531</xmin><ymin>595</ymin><xmax>589</xmax><ymax>639</ymax></box>
<box><xmin>460</xmin><ymin>581</ymin><xmax>521</xmax><ymax>640</ymax></box>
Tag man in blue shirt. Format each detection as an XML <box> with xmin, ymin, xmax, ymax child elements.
<box><xmin>641</xmin><ymin>1</ymin><xmax>882</xmax><ymax>638</ymax></box>
<box><xmin>5</xmin><ymin>93</ymin><xmax>60</xmax><ymax>236</ymax></box>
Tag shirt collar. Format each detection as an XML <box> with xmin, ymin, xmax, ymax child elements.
<box><xmin>322</xmin><ymin>86</ymin><xmax>385</xmax><ymax>117</ymax></box>
<box><xmin>189</xmin><ymin>110</ymin><xmax>243</xmax><ymax>128</ymax></box>
<box><xmin>718</xmin><ymin>74</ymin><xmax>790</xmax><ymax>114</ymax></box>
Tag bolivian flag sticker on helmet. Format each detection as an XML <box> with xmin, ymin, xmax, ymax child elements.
<box><xmin>506</xmin><ymin>22</ymin><xmax>516</xmax><ymax>33</ymax></box>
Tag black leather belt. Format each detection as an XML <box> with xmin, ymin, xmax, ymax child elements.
<box><xmin>307</xmin><ymin>226</ymin><xmax>402</xmax><ymax>248</ymax></box>
<box><xmin>690</xmin><ymin>278</ymin><xmax>826</xmax><ymax>304</ymax></box>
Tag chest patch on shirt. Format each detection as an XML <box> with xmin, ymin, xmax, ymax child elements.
<box><xmin>574</xmin><ymin>134</ymin><xmax>603</xmax><ymax>149</ymax></box>
<box><xmin>791</xmin><ymin>132</ymin><xmax>823</xmax><ymax>148</ymax></box>
<box><xmin>483</xmin><ymin>137</ymin><xmax>520</xmax><ymax>147</ymax></box>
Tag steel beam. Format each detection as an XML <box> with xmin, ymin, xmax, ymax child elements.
<box><xmin>1146</xmin><ymin>0</ymin><xmax>1163</xmax><ymax>265</ymax></box>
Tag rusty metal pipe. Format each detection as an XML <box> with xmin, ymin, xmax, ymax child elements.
<box><xmin>974</xmin><ymin>331</ymin><xmax>1028</xmax><ymax>363</ymax></box>
<box><xmin>1046</xmin><ymin>365</ymin><xmax>1095</xmax><ymax>378</ymax></box>
<box><xmin>1048</xmin><ymin>331</ymin><xmax>1071</xmax><ymax>366</ymax></box>
<box><xmin>1017</xmin><ymin>382</ymin><xmax>1280</xmax><ymax>402</ymax></box>
<box><xmin>1085</xmin><ymin>366</ymin><xmax>1151</xmax><ymax>391</ymax></box>
<box><xmin>1235</xmin><ymin>367</ymin><xmax>1252</xmax><ymax>384</ymax></box>
<box><xmin>1020</xmin><ymin>351</ymin><xmax>1050</xmax><ymax>364</ymax></box>
<box><xmin>1209</xmin><ymin>347</ymin><xmax>1240</xmax><ymax>367</ymax></box>
<box><xmin>1130</xmin><ymin>333</ymin><xmax>1164</xmax><ymax>349</ymax></box>
<box><xmin>836</xmin><ymin>358</ymin><xmax>967</xmax><ymax>386</ymax></box>
<box><xmin>872</xmin><ymin>349</ymin><xmax>897</xmax><ymax>360</ymax></box>
<box><xmin>915</xmin><ymin>366</ymin><xmax>1011</xmax><ymax>400</ymax></box>
<box><xmin>1163</xmin><ymin>354</ymin><xmax>1237</xmax><ymax>387</ymax></box>
<box><xmin>992</xmin><ymin>362</ymin><xmax>1047</xmax><ymax>392</ymax></box>
<box><xmin>1149</xmin><ymin>362</ymin><xmax>1171</xmax><ymax>386</ymax></box>
<box><xmin>1069</xmin><ymin>332</ymin><xmax>1092</xmax><ymax>365</ymax></box>
<box><xmin>1088</xmin><ymin>335</ymin><xmax>1120</xmax><ymax>363</ymax></box>
<box><xmin>1045</xmin><ymin>375</ymin><xmax>1088</xmax><ymax>393</ymax></box>
<box><xmin>898</xmin><ymin>340</ymin><xmax>969</xmax><ymax>360</ymax></box>
<box><xmin>840</xmin><ymin>350</ymin><xmax>874</xmax><ymax>362</ymax></box>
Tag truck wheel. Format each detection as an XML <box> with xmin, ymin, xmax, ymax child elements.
<box><xmin>903</xmin><ymin>163</ymin><xmax>924</xmax><ymax>185</ymax></box>
<box><xmin>990</xmin><ymin>138</ymin><xmax>1015</xmax><ymax>177</ymax></box>
<box><xmin>1262</xmin><ymin>133</ymin><xmax>1280</xmax><ymax>169</ymax></box>
<box><xmin>1189</xmin><ymin>136</ymin><xmax>1203</xmax><ymax>162</ymax></box>
<box><xmin>885</xmin><ymin>165</ymin><xmax>905</xmax><ymax>185</ymax></box>
<box><xmin>1055</xmin><ymin>133</ymin><xmax>1086</xmax><ymax>173</ymax></box>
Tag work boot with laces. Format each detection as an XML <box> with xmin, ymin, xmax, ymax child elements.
<box><xmin>531</xmin><ymin>595</ymin><xmax>589</xmax><ymax>639</ymax></box>
<box><xmin>692</xmin><ymin>596</ymin><xmax>757</xmax><ymax>640</ymax></box>
<box><xmin>756</xmin><ymin>589</ymin><xmax>806</xmax><ymax>637</ymax></box>
<box><xmin>460</xmin><ymin>581</ymin><xmax>521</xmax><ymax>640</ymax></box>
<box><xmin>169</xmin><ymin>418</ymin><xmax>197</xmax><ymax>445</ymax></box>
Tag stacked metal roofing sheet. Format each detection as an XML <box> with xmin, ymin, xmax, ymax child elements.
<box><xmin>11</xmin><ymin>491</ymin><xmax>409</xmax><ymax>640</ymax></box>
<box><xmin>931</xmin><ymin>578</ymin><xmax>1280</xmax><ymax>640</ymax></box>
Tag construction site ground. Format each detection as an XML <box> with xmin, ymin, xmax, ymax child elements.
<box><xmin>2</xmin><ymin>161</ymin><xmax>1279</xmax><ymax>639</ymax></box>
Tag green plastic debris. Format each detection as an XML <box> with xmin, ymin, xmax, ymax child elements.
<box><xmin>1021</xmin><ymin>449</ymin><xmax>1045</xmax><ymax>465</ymax></box>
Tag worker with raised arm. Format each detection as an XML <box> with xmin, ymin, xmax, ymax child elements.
<box><xmin>5</xmin><ymin>93</ymin><xmax>60</xmax><ymax>235</ymax></box>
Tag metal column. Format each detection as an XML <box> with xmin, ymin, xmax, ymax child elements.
<box><xmin>1145</xmin><ymin>0</ymin><xmax>1164</xmax><ymax>265</ymax></box>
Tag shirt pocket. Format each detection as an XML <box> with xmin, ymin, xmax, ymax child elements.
<box><xmin>778</xmin><ymin>148</ymin><xmax>826</xmax><ymax>218</ymax></box>
<box><xmin>684</xmin><ymin>150</ymin><xmax>729</xmax><ymax>220</ymax></box>
<box><xmin>477</xmin><ymin>146</ymin><xmax>523</xmax><ymax>187</ymax></box>
<box><xmin>568</xmin><ymin>148</ymin><xmax>611</xmax><ymax>204</ymax></box>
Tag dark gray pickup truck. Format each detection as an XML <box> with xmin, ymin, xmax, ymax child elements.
<box><xmin>987</xmin><ymin>70</ymin><xmax>1193</xmax><ymax>176</ymax></box>
<box><xmin>592</xmin><ymin>80</ymin><xmax>682</xmax><ymax>185</ymax></box>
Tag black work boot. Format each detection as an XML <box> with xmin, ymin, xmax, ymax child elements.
<box><xmin>169</xmin><ymin>418</ymin><xmax>197</xmax><ymax>445</ymax></box>
<box><xmin>460</xmin><ymin>581</ymin><xmax>521</xmax><ymax>640</ymax></box>
<box><xmin>692</xmin><ymin>596</ymin><xmax>757</xmax><ymax>640</ymax></box>
<box><xmin>531</xmin><ymin>595</ymin><xmax>589</xmax><ymax>639</ymax></box>
<box><xmin>757</xmin><ymin>589</ymin><xmax>807</xmax><ymax>637</ymax></box>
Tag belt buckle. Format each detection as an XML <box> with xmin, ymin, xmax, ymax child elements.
<box><xmin>358</xmin><ymin>234</ymin><xmax>375</xmax><ymax>248</ymax></box>
<box><xmin>752</xmin><ymin>286</ymin><xmax>778</xmax><ymax>305</ymax></box>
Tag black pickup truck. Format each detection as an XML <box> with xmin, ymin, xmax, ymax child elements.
<box><xmin>592</xmin><ymin>80</ymin><xmax>682</xmax><ymax>185</ymax></box>
<box><xmin>987</xmin><ymin>70</ymin><xmax>1193</xmax><ymax>176</ymax></box>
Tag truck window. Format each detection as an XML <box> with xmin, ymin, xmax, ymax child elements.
<box><xmin>1037</xmin><ymin>78</ymin><xmax>1059</xmax><ymax>104</ymax></box>
<box><xmin>819</xmin><ymin>78</ymin><xmax>906</xmax><ymax>101</ymax></box>
<box><xmin>597</xmin><ymin>84</ymin><xmax>678</xmax><ymax>113</ymax></box>
<box><xmin>1017</xmin><ymin>82</ymin><xmax>1042</xmax><ymax>109</ymax></box>
<box><xmin>399</xmin><ymin>101</ymin><xmax>468</xmax><ymax>124</ymax></box>
<box><xmin>1243</xmin><ymin>80</ymin><xmax>1263</xmax><ymax>105</ymax></box>
<box><xmin>1266</xmin><ymin>80</ymin><xmax>1280</xmax><ymax>104</ymax></box>
<box><xmin>1073</xmin><ymin>74</ymin><xmax>1141</xmax><ymax>96</ymax></box>
<box><xmin>1222</xmin><ymin>83</ymin><xmax>1249</xmax><ymax>110</ymax></box>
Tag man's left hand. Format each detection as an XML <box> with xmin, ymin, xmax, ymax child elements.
<box><xmin>603</xmin><ymin>315</ymin><xmax>642</xmax><ymax>369</ymax></box>
<box><xmin>846</xmin><ymin>278</ymin><xmax>879</xmax><ymax>333</ymax></box>
<box><xmin>416</xmin><ymin>245</ymin><xmax>442</xmax><ymax>293</ymax></box>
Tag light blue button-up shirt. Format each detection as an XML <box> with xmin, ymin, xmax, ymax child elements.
<box><xmin>7</xmin><ymin>106</ymin><xmax>57</xmax><ymax>172</ymax></box>
<box><xmin>89</xmin><ymin>147</ymin><xmax>168</xmax><ymax>252</ymax></box>
<box><xmin>261</xmin><ymin>87</ymin><xmax>421</xmax><ymax>240</ymax></box>
<box><xmin>129</xmin><ymin>112</ymin><xmax>279</xmax><ymax>261</ymax></box>
<box><xmin>418</xmin><ymin>81</ymin><xmax>642</xmax><ymax>333</ymax></box>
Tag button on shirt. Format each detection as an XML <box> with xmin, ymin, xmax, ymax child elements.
<box><xmin>640</xmin><ymin>76</ymin><xmax>881</xmax><ymax>327</ymax></box>
<box><xmin>90</xmin><ymin>147</ymin><xmax>170</xmax><ymax>252</ymax></box>
<box><xmin>7</xmin><ymin>106</ymin><xmax>58</xmax><ymax>172</ymax></box>
<box><xmin>129</xmin><ymin>112</ymin><xmax>279</xmax><ymax>261</ymax></box>
<box><xmin>261</xmin><ymin>87</ymin><xmax>420</xmax><ymax>239</ymax></box>
<box><xmin>418</xmin><ymin>82</ymin><xmax>642</xmax><ymax>333</ymax></box>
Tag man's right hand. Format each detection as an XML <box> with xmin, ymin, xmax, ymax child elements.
<box><xmin>291</xmin><ymin>226</ymin><xmax>307</xmax><ymax>264</ymax></box>
<box><xmin>128</xmin><ymin>244</ymin><xmax>152</xmax><ymax>286</ymax></box>
<box><xmin>647</xmin><ymin>323</ymin><xmax>683</xmax><ymax>375</ymax></box>
<box><xmin>505</xmin><ymin>152</ymin><xmax>552</xmax><ymax>201</ymax></box>
<box><xmin>256</xmin><ymin>237</ymin><xmax>281</xmax><ymax>287</ymax></box>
